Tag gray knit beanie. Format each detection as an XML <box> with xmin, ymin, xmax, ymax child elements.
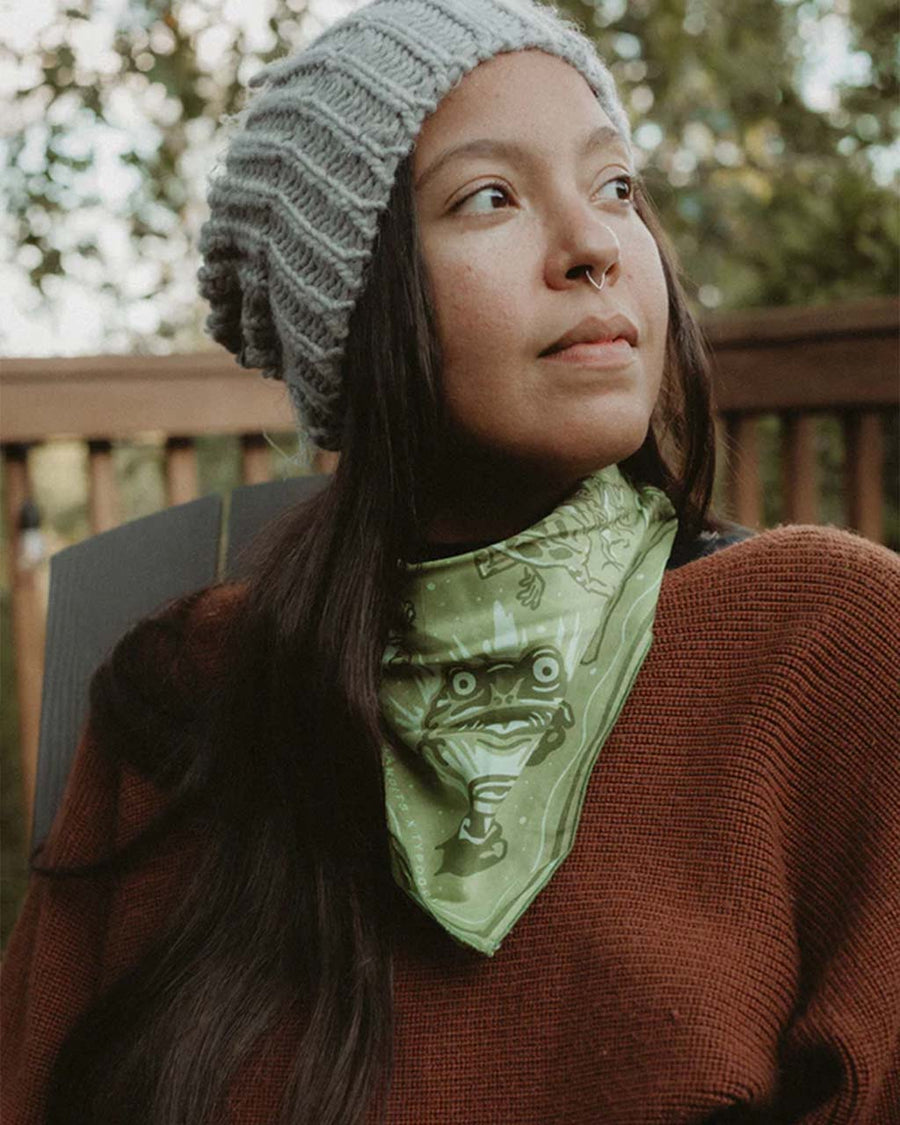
<box><xmin>197</xmin><ymin>0</ymin><xmax>631</xmax><ymax>451</ymax></box>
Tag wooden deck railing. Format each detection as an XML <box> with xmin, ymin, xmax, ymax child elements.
<box><xmin>1</xmin><ymin>295</ymin><xmax>898</xmax><ymax>839</ymax></box>
<box><xmin>704</xmin><ymin>298</ymin><xmax>896</xmax><ymax>537</ymax></box>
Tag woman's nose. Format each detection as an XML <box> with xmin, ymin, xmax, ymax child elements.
<box><xmin>546</xmin><ymin>214</ymin><xmax>621</xmax><ymax>291</ymax></box>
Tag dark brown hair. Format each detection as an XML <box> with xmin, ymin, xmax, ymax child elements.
<box><xmin>33</xmin><ymin>151</ymin><xmax>724</xmax><ymax>1124</ymax></box>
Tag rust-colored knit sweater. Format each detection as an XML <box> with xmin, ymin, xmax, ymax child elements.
<box><xmin>3</xmin><ymin>524</ymin><xmax>899</xmax><ymax>1124</ymax></box>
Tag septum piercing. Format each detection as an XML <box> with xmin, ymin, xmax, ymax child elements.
<box><xmin>585</xmin><ymin>266</ymin><xmax>609</xmax><ymax>292</ymax></box>
<box><xmin>585</xmin><ymin>222</ymin><xmax>619</xmax><ymax>292</ymax></box>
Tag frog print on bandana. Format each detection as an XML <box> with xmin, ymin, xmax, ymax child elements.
<box><xmin>419</xmin><ymin>645</ymin><xmax>575</xmax><ymax>876</ymax></box>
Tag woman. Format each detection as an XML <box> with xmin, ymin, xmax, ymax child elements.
<box><xmin>3</xmin><ymin>1</ymin><xmax>898</xmax><ymax>1122</ymax></box>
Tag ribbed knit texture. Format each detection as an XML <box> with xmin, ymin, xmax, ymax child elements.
<box><xmin>196</xmin><ymin>0</ymin><xmax>632</xmax><ymax>450</ymax></box>
<box><xmin>3</xmin><ymin>525</ymin><xmax>899</xmax><ymax>1123</ymax></box>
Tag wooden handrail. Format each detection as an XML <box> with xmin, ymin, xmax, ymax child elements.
<box><xmin>705</xmin><ymin>296</ymin><xmax>897</xmax><ymax>413</ymax></box>
<box><xmin>0</xmin><ymin>352</ymin><xmax>296</xmax><ymax>443</ymax></box>
<box><xmin>700</xmin><ymin>295</ymin><xmax>897</xmax><ymax>343</ymax></box>
<box><xmin>2</xmin><ymin>297</ymin><xmax>896</xmax><ymax>442</ymax></box>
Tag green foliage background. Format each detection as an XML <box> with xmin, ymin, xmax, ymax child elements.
<box><xmin>2</xmin><ymin>0</ymin><xmax>898</xmax><ymax>946</ymax></box>
<box><xmin>5</xmin><ymin>0</ymin><xmax>897</xmax><ymax>332</ymax></box>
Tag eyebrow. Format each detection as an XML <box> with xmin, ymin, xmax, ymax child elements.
<box><xmin>414</xmin><ymin>124</ymin><xmax>629</xmax><ymax>192</ymax></box>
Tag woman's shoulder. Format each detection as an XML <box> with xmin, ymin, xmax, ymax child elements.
<box><xmin>95</xmin><ymin>579</ymin><xmax>249</xmax><ymax>701</ymax></box>
<box><xmin>86</xmin><ymin>580</ymin><xmax>250</xmax><ymax>788</ymax></box>
<box><xmin>669</xmin><ymin>521</ymin><xmax>899</xmax><ymax>652</ymax></box>
<box><xmin>103</xmin><ymin>580</ymin><xmax>249</xmax><ymax>669</ymax></box>
<box><xmin>660</xmin><ymin>526</ymin><xmax>898</xmax><ymax>761</ymax></box>
<box><xmin>676</xmin><ymin>520</ymin><xmax>899</xmax><ymax>586</ymax></box>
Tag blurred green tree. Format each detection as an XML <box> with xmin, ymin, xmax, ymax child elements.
<box><xmin>3</xmin><ymin>0</ymin><xmax>896</xmax><ymax>349</ymax></box>
<box><xmin>564</xmin><ymin>0</ymin><xmax>897</xmax><ymax>308</ymax></box>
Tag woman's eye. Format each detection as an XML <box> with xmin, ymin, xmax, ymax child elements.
<box><xmin>597</xmin><ymin>174</ymin><xmax>635</xmax><ymax>204</ymax></box>
<box><xmin>454</xmin><ymin>183</ymin><xmax>510</xmax><ymax>213</ymax></box>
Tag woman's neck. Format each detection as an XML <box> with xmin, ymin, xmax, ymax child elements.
<box><xmin>424</xmin><ymin>446</ymin><xmax>594</xmax><ymax>548</ymax></box>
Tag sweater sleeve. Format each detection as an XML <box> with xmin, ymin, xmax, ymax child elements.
<box><xmin>768</xmin><ymin>531</ymin><xmax>900</xmax><ymax>1124</ymax></box>
<box><xmin>0</xmin><ymin>583</ymin><xmax>238</xmax><ymax>1125</ymax></box>
<box><xmin>1</xmin><ymin>722</ymin><xmax>125</xmax><ymax>1125</ymax></box>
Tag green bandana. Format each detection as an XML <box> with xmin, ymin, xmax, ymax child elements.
<box><xmin>379</xmin><ymin>465</ymin><xmax>678</xmax><ymax>956</ymax></box>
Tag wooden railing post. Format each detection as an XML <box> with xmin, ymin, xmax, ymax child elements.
<box><xmin>1</xmin><ymin>442</ymin><xmax>47</xmax><ymax>847</ymax></box>
<box><xmin>843</xmin><ymin>410</ymin><xmax>885</xmax><ymax>544</ymax></box>
<box><xmin>240</xmin><ymin>433</ymin><xmax>272</xmax><ymax>485</ymax></box>
<box><xmin>723</xmin><ymin>413</ymin><xmax>762</xmax><ymax>529</ymax></box>
<box><xmin>165</xmin><ymin>436</ymin><xmax>198</xmax><ymax>506</ymax></box>
<box><xmin>781</xmin><ymin>411</ymin><xmax>818</xmax><ymax>525</ymax></box>
<box><xmin>87</xmin><ymin>438</ymin><xmax>120</xmax><ymax>534</ymax></box>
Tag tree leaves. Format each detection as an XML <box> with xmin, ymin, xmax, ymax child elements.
<box><xmin>3</xmin><ymin>0</ymin><xmax>896</xmax><ymax>350</ymax></box>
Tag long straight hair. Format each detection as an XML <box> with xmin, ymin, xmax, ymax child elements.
<box><xmin>34</xmin><ymin>151</ymin><xmax>723</xmax><ymax>1124</ymax></box>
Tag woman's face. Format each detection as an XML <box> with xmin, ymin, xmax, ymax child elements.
<box><xmin>413</xmin><ymin>49</ymin><xmax>669</xmax><ymax>484</ymax></box>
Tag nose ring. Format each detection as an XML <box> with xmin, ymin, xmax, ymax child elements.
<box><xmin>585</xmin><ymin>221</ymin><xmax>619</xmax><ymax>292</ymax></box>
<box><xmin>585</xmin><ymin>265</ymin><xmax>610</xmax><ymax>292</ymax></box>
<box><xmin>585</xmin><ymin>266</ymin><xmax>607</xmax><ymax>292</ymax></box>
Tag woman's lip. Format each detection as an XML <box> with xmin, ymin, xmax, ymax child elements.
<box><xmin>540</xmin><ymin>338</ymin><xmax>635</xmax><ymax>366</ymax></box>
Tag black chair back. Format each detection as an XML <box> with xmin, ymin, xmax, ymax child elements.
<box><xmin>31</xmin><ymin>475</ymin><xmax>327</xmax><ymax>849</ymax></box>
